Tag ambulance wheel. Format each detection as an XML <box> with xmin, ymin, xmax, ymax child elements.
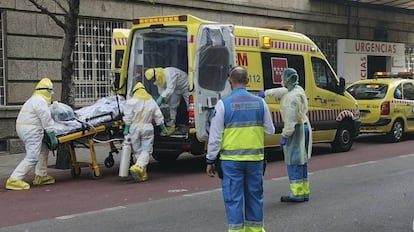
<box><xmin>152</xmin><ymin>152</ymin><xmax>180</xmax><ymax>164</ymax></box>
<box><xmin>71</xmin><ymin>167</ymin><xmax>81</xmax><ymax>178</ymax></box>
<box><xmin>104</xmin><ymin>156</ymin><xmax>115</xmax><ymax>168</ymax></box>
<box><xmin>331</xmin><ymin>121</ymin><xmax>353</xmax><ymax>152</ymax></box>
<box><xmin>387</xmin><ymin>120</ymin><xmax>403</xmax><ymax>142</ymax></box>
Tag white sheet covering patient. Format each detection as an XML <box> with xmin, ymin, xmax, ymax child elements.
<box><xmin>51</xmin><ymin>95</ymin><xmax>125</xmax><ymax>136</ymax></box>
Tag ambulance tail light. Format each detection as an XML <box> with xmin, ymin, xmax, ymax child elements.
<box><xmin>188</xmin><ymin>95</ymin><xmax>195</xmax><ymax>128</ymax></box>
<box><xmin>380</xmin><ymin>101</ymin><xmax>390</xmax><ymax>115</ymax></box>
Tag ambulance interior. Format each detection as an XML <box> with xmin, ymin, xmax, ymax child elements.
<box><xmin>127</xmin><ymin>27</ymin><xmax>189</xmax><ymax>134</ymax></box>
<box><xmin>127</xmin><ymin>25</ymin><xmax>233</xmax><ymax>137</ymax></box>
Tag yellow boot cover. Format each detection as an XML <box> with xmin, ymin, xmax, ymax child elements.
<box><xmin>166</xmin><ymin>126</ymin><xmax>175</xmax><ymax>135</ymax></box>
<box><xmin>6</xmin><ymin>178</ymin><xmax>30</xmax><ymax>190</ymax></box>
<box><xmin>129</xmin><ymin>165</ymin><xmax>147</xmax><ymax>182</ymax></box>
<box><xmin>33</xmin><ymin>175</ymin><xmax>56</xmax><ymax>185</ymax></box>
<box><xmin>141</xmin><ymin>171</ymin><xmax>148</xmax><ymax>182</ymax></box>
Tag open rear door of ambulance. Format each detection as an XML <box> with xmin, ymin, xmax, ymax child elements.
<box><xmin>193</xmin><ymin>24</ymin><xmax>236</xmax><ymax>142</ymax></box>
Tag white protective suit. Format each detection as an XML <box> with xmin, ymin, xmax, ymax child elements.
<box><xmin>265</xmin><ymin>85</ymin><xmax>313</xmax><ymax>164</ymax></box>
<box><xmin>7</xmin><ymin>78</ymin><xmax>56</xmax><ymax>190</ymax></box>
<box><xmin>145</xmin><ymin>67</ymin><xmax>189</xmax><ymax>127</ymax></box>
<box><xmin>123</xmin><ymin>83</ymin><xmax>165</xmax><ymax>181</ymax></box>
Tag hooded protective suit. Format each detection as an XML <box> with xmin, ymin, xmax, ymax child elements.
<box><xmin>145</xmin><ymin>67</ymin><xmax>189</xmax><ymax>128</ymax></box>
<box><xmin>6</xmin><ymin>78</ymin><xmax>57</xmax><ymax>190</ymax></box>
<box><xmin>265</xmin><ymin>68</ymin><xmax>312</xmax><ymax>202</ymax></box>
<box><xmin>123</xmin><ymin>82</ymin><xmax>165</xmax><ymax>182</ymax></box>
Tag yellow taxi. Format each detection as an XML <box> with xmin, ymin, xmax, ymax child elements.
<box><xmin>346</xmin><ymin>72</ymin><xmax>414</xmax><ymax>142</ymax></box>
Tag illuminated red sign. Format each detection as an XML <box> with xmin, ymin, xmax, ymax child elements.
<box><xmin>271</xmin><ymin>57</ymin><xmax>288</xmax><ymax>84</ymax></box>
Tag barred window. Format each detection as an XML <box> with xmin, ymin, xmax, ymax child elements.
<box><xmin>406</xmin><ymin>46</ymin><xmax>414</xmax><ymax>72</ymax></box>
<box><xmin>309</xmin><ymin>36</ymin><xmax>338</xmax><ymax>73</ymax></box>
<box><xmin>0</xmin><ymin>12</ymin><xmax>5</xmax><ymax>106</ymax></box>
<box><xmin>74</xmin><ymin>18</ymin><xmax>128</xmax><ymax>107</ymax></box>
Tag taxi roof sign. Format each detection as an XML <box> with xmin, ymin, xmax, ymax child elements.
<box><xmin>373</xmin><ymin>71</ymin><xmax>414</xmax><ymax>79</ymax></box>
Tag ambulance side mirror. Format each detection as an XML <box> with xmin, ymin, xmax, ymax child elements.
<box><xmin>338</xmin><ymin>77</ymin><xmax>346</xmax><ymax>95</ymax></box>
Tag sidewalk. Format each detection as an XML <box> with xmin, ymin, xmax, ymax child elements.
<box><xmin>0</xmin><ymin>143</ymin><xmax>113</xmax><ymax>179</ymax></box>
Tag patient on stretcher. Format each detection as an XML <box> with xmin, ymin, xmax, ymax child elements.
<box><xmin>51</xmin><ymin>95</ymin><xmax>125</xmax><ymax>136</ymax></box>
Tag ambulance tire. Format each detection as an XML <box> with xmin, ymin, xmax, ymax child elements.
<box><xmin>152</xmin><ymin>152</ymin><xmax>180</xmax><ymax>164</ymax></box>
<box><xmin>331</xmin><ymin>121</ymin><xmax>353</xmax><ymax>152</ymax></box>
<box><xmin>387</xmin><ymin>120</ymin><xmax>403</xmax><ymax>143</ymax></box>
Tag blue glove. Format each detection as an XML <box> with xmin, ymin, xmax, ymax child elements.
<box><xmin>258</xmin><ymin>90</ymin><xmax>265</xmax><ymax>98</ymax></box>
<box><xmin>47</xmin><ymin>131</ymin><xmax>58</xmax><ymax>149</ymax></box>
<box><xmin>280</xmin><ymin>136</ymin><xmax>287</xmax><ymax>146</ymax></box>
<box><xmin>123</xmin><ymin>125</ymin><xmax>130</xmax><ymax>136</ymax></box>
<box><xmin>156</xmin><ymin>96</ymin><xmax>164</xmax><ymax>106</ymax></box>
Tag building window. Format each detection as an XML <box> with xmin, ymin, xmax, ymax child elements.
<box><xmin>310</xmin><ymin>36</ymin><xmax>338</xmax><ymax>73</ymax></box>
<box><xmin>74</xmin><ymin>18</ymin><xmax>128</xmax><ymax>107</ymax></box>
<box><xmin>0</xmin><ymin>12</ymin><xmax>5</xmax><ymax>106</ymax></box>
<box><xmin>406</xmin><ymin>46</ymin><xmax>414</xmax><ymax>72</ymax></box>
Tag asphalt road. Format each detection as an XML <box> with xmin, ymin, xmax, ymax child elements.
<box><xmin>1</xmin><ymin>134</ymin><xmax>414</xmax><ymax>232</ymax></box>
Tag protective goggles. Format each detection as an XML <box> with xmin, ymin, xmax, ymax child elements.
<box><xmin>36</xmin><ymin>87</ymin><xmax>55</xmax><ymax>95</ymax></box>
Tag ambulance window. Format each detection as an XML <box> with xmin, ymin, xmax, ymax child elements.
<box><xmin>198</xmin><ymin>28</ymin><xmax>230</xmax><ymax>91</ymax></box>
<box><xmin>312</xmin><ymin>57</ymin><xmax>337</xmax><ymax>93</ymax></box>
<box><xmin>260</xmin><ymin>53</ymin><xmax>305</xmax><ymax>90</ymax></box>
<box><xmin>403</xmin><ymin>82</ymin><xmax>414</xmax><ymax>100</ymax></box>
<box><xmin>115</xmin><ymin>50</ymin><xmax>124</xmax><ymax>69</ymax></box>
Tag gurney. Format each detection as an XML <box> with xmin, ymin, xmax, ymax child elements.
<box><xmin>50</xmin><ymin>96</ymin><xmax>127</xmax><ymax>179</ymax></box>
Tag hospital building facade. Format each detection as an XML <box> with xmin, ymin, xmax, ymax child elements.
<box><xmin>0</xmin><ymin>0</ymin><xmax>413</xmax><ymax>153</ymax></box>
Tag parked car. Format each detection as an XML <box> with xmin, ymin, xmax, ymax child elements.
<box><xmin>346</xmin><ymin>72</ymin><xmax>414</xmax><ymax>142</ymax></box>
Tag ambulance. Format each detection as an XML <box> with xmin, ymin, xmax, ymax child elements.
<box><xmin>116</xmin><ymin>15</ymin><xmax>360</xmax><ymax>162</ymax></box>
<box><xmin>111</xmin><ymin>28</ymin><xmax>130</xmax><ymax>93</ymax></box>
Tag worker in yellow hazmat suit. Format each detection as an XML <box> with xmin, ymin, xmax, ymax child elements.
<box><xmin>123</xmin><ymin>82</ymin><xmax>169</xmax><ymax>182</ymax></box>
<box><xmin>6</xmin><ymin>78</ymin><xmax>58</xmax><ymax>190</ymax></box>
<box><xmin>145</xmin><ymin>67</ymin><xmax>189</xmax><ymax>134</ymax></box>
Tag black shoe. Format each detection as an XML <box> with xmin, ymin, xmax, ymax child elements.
<box><xmin>280</xmin><ymin>195</ymin><xmax>305</xmax><ymax>203</ymax></box>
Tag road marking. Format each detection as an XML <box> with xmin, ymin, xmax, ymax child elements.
<box><xmin>345</xmin><ymin>160</ymin><xmax>377</xmax><ymax>168</ymax></box>
<box><xmin>183</xmin><ymin>188</ymin><xmax>221</xmax><ymax>197</ymax></box>
<box><xmin>271</xmin><ymin>176</ymin><xmax>288</xmax><ymax>181</ymax></box>
<box><xmin>399</xmin><ymin>154</ymin><xmax>414</xmax><ymax>158</ymax></box>
<box><xmin>56</xmin><ymin>206</ymin><xmax>126</xmax><ymax>220</ymax></box>
<box><xmin>168</xmin><ymin>189</ymin><xmax>188</xmax><ymax>193</ymax></box>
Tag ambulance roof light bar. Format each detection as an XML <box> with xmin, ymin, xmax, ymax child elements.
<box><xmin>374</xmin><ymin>71</ymin><xmax>414</xmax><ymax>79</ymax></box>
<box><xmin>133</xmin><ymin>15</ymin><xmax>188</xmax><ymax>25</ymax></box>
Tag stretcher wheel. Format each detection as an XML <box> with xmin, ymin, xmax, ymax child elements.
<box><xmin>104</xmin><ymin>156</ymin><xmax>115</xmax><ymax>168</ymax></box>
<box><xmin>71</xmin><ymin>167</ymin><xmax>81</xmax><ymax>178</ymax></box>
<box><xmin>91</xmin><ymin>168</ymin><xmax>102</xmax><ymax>180</ymax></box>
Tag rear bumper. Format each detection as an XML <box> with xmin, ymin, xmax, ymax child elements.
<box><xmin>153</xmin><ymin>133</ymin><xmax>205</xmax><ymax>155</ymax></box>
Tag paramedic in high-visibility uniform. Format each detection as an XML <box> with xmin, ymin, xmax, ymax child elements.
<box><xmin>5</xmin><ymin>78</ymin><xmax>58</xmax><ymax>190</ymax></box>
<box><xmin>144</xmin><ymin>67</ymin><xmax>189</xmax><ymax>134</ymax></box>
<box><xmin>262</xmin><ymin>68</ymin><xmax>312</xmax><ymax>202</ymax></box>
<box><xmin>206</xmin><ymin>66</ymin><xmax>275</xmax><ymax>232</ymax></box>
<box><xmin>123</xmin><ymin>82</ymin><xmax>169</xmax><ymax>182</ymax></box>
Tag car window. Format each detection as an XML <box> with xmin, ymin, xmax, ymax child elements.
<box><xmin>346</xmin><ymin>83</ymin><xmax>388</xmax><ymax>100</ymax></box>
<box><xmin>394</xmin><ymin>84</ymin><xmax>402</xmax><ymax>99</ymax></box>
<box><xmin>403</xmin><ymin>82</ymin><xmax>414</xmax><ymax>100</ymax></box>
